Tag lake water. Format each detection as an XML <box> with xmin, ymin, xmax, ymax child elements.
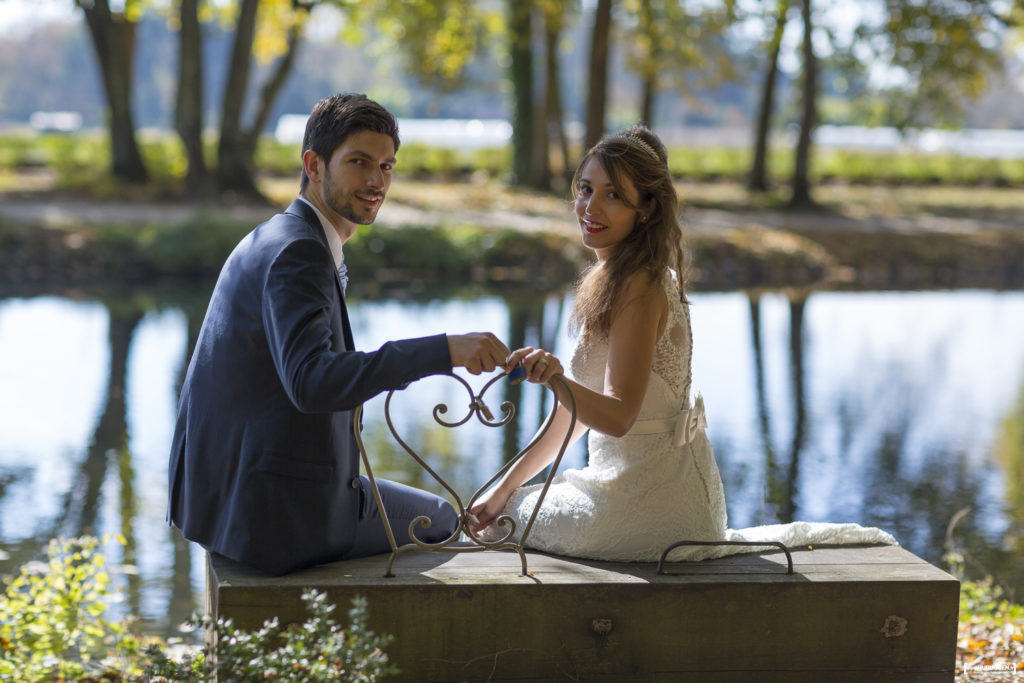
<box><xmin>1</xmin><ymin>284</ymin><xmax>1023</xmax><ymax>638</ymax></box>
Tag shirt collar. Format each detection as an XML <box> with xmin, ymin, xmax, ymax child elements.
<box><xmin>298</xmin><ymin>197</ymin><xmax>344</xmax><ymax>270</ymax></box>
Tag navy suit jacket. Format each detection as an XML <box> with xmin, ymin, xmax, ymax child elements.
<box><xmin>167</xmin><ymin>199</ymin><xmax>452</xmax><ymax>574</ymax></box>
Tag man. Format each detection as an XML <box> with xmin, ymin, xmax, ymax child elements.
<box><xmin>168</xmin><ymin>93</ymin><xmax>509</xmax><ymax>575</ymax></box>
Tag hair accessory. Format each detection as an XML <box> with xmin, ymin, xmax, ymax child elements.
<box><xmin>622</xmin><ymin>134</ymin><xmax>659</xmax><ymax>161</ymax></box>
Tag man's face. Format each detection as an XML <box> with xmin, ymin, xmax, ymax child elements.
<box><xmin>319</xmin><ymin>129</ymin><xmax>396</xmax><ymax>228</ymax></box>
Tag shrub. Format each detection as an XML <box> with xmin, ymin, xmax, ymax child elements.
<box><xmin>145</xmin><ymin>590</ymin><xmax>397</xmax><ymax>683</ymax></box>
<box><xmin>1</xmin><ymin>536</ymin><xmax>397</xmax><ymax>682</ymax></box>
<box><xmin>0</xmin><ymin>535</ymin><xmax>140</xmax><ymax>682</ymax></box>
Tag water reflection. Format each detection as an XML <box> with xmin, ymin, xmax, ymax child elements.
<box><xmin>748</xmin><ymin>290</ymin><xmax>810</xmax><ymax>524</ymax></box>
<box><xmin>2</xmin><ymin>284</ymin><xmax>1024</xmax><ymax>637</ymax></box>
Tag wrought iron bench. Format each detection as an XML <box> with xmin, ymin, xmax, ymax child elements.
<box><xmin>352</xmin><ymin>367</ymin><xmax>577</xmax><ymax>577</ymax></box>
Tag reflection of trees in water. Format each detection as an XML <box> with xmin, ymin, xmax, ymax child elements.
<box><xmin>748</xmin><ymin>292</ymin><xmax>777</xmax><ymax>520</ymax></box>
<box><xmin>0</xmin><ymin>467</ymin><xmax>38</xmax><ymax>571</ymax></box>
<box><xmin>26</xmin><ymin>300</ymin><xmax>146</xmax><ymax>615</ymax></box>
<box><xmin>743</xmin><ymin>289</ymin><xmax>1000</xmax><ymax>591</ymax></box>
<box><xmin>501</xmin><ymin>291</ymin><xmax>569</xmax><ymax>475</ymax></box>
<box><xmin>0</xmin><ymin>284</ymin><xmax>210</xmax><ymax>636</ymax></box>
<box><xmin>747</xmin><ymin>289</ymin><xmax>808</xmax><ymax>524</ymax></box>
<box><xmin>835</xmin><ymin>341</ymin><xmax>993</xmax><ymax>585</ymax></box>
<box><xmin>59</xmin><ymin>306</ymin><xmax>141</xmax><ymax>539</ymax></box>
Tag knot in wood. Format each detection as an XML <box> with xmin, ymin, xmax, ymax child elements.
<box><xmin>592</xmin><ymin>617</ymin><xmax>613</xmax><ymax>636</ymax></box>
<box><xmin>880</xmin><ymin>614</ymin><xmax>908</xmax><ymax>638</ymax></box>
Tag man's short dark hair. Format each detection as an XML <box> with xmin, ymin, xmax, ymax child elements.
<box><xmin>300</xmin><ymin>93</ymin><xmax>400</xmax><ymax>192</ymax></box>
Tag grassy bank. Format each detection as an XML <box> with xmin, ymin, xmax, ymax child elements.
<box><xmin>2</xmin><ymin>131</ymin><xmax>1023</xmax><ymax>197</ymax></box>
<box><xmin>3</xmin><ymin>132</ymin><xmax>1024</xmax><ymax>293</ymax></box>
<box><xmin>0</xmin><ymin>213</ymin><xmax>585</xmax><ymax>294</ymax></box>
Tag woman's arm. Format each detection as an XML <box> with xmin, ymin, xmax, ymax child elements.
<box><xmin>549</xmin><ymin>271</ymin><xmax>667</xmax><ymax>437</ymax></box>
<box><xmin>470</xmin><ymin>272</ymin><xmax>668</xmax><ymax>529</ymax></box>
<box><xmin>470</xmin><ymin>403</ymin><xmax>588</xmax><ymax>530</ymax></box>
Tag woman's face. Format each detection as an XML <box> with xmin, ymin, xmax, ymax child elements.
<box><xmin>574</xmin><ymin>157</ymin><xmax>642</xmax><ymax>261</ymax></box>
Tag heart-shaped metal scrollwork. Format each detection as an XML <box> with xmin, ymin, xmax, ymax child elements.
<box><xmin>353</xmin><ymin>369</ymin><xmax>576</xmax><ymax>577</ymax></box>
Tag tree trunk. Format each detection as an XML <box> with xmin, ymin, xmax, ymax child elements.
<box><xmin>247</xmin><ymin>19</ymin><xmax>304</xmax><ymax>155</ymax></box>
<box><xmin>508</xmin><ymin>0</ymin><xmax>535</xmax><ymax>187</ymax></box>
<box><xmin>536</xmin><ymin>17</ymin><xmax>561</xmax><ymax>190</ymax></box>
<box><xmin>748</xmin><ymin>0</ymin><xmax>790</xmax><ymax>193</ymax></box>
<box><xmin>77</xmin><ymin>0</ymin><xmax>148</xmax><ymax>182</ymax></box>
<box><xmin>638</xmin><ymin>0</ymin><xmax>655</xmax><ymax>127</ymax></box>
<box><xmin>176</xmin><ymin>0</ymin><xmax>209</xmax><ymax>198</ymax></box>
<box><xmin>790</xmin><ymin>0</ymin><xmax>817</xmax><ymax>207</ymax></box>
<box><xmin>544</xmin><ymin>21</ymin><xmax>572</xmax><ymax>184</ymax></box>
<box><xmin>584</xmin><ymin>0</ymin><xmax>613</xmax><ymax>150</ymax></box>
<box><xmin>640</xmin><ymin>75</ymin><xmax>656</xmax><ymax>127</ymax></box>
<box><xmin>217</xmin><ymin>0</ymin><xmax>261</xmax><ymax>197</ymax></box>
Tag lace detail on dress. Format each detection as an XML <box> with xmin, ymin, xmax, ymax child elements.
<box><xmin>570</xmin><ymin>270</ymin><xmax>691</xmax><ymax>403</ymax></box>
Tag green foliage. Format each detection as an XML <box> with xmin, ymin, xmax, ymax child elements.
<box><xmin>666</xmin><ymin>146</ymin><xmax>754</xmax><ymax>181</ymax></box>
<box><xmin>369</xmin><ymin>0</ymin><xmax>501</xmax><ymax>90</ymax></box>
<box><xmin>144</xmin><ymin>590</ymin><xmax>397</xmax><ymax>683</ymax></box>
<box><xmin>662</xmin><ymin>143</ymin><xmax>1024</xmax><ymax>188</ymax></box>
<box><xmin>88</xmin><ymin>217</ymin><xmax>253</xmax><ymax>276</ymax></box>
<box><xmin>959</xmin><ymin>577</ymin><xmax>1024</xmax><ymax>624</ymax></box>
<box><xmin>394</xmin><ymin>143</ymin><xmax>510</xmax><ymax>179</ymax></box>
<box><xmin>257</xmin><ymin>139</ymin><xmax>304</xmax><ymax>176</ymax></box>
<box><xmin>346</xmin><ymin>223</ymin><xmax>473</xmax><ymax>276</ymax></box>
<box><xmin>0</xmin><ymin>535</ymin><xmax>140</xmax><ymax>682</ymax></box>
<box><xmin>133</xmin><ymin>217</ymin><xmax>254</xmax><ymax>273</ymax></box>
<box><xmin>865</xmin><ymin>0</ymin><xmax>1005</xmax><ymax>129</ymax></box>
<box><xmin>250</xmin><ymin>140</ymin><xmax>512</xmax><ymax>180</ymax></box>
<box><xmin>1</xmin><ymin>536</ymin><xmax>396</xmax><ymax>682</ymax></box>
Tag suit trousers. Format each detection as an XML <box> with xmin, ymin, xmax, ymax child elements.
<box><xmin>343</xmin><ymin>476</ymin><xmax>459</xmax><ymax>558</ymax></box>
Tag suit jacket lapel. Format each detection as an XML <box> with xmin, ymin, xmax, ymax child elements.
<box><xmin>287</xmin><ymin>198</ymin><xmax>356</xmax><ymax>352</ymax></box>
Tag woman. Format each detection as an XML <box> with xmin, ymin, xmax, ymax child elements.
<box><xmin>472</xmin><ymin>126</ymin><xmax>894</xmax><ymax>561</ymax></box>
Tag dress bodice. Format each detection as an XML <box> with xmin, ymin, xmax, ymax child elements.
<box><xmin>569</xmin><ymin>269</ymin><xmax>692</xmax><ymax>422</ymax></box>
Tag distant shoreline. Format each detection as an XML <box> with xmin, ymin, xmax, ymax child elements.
<box><xmin>3</xmin><ymin>181</ymin><xmax>1023</xmax><ymax>293</ymax></box>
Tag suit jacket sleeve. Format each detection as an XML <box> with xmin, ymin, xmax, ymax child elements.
<box><xmin>262</xmin><ymin>232</ymin><xmax>451</xmax><ymax>413</ymax></box>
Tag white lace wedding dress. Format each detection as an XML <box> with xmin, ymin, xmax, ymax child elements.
<box><xmin>493</xmin><ymin>270</ymin><xmax>896</xmax><ymax>562</ymax></box>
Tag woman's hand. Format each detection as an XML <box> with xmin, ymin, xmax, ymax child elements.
<box><xmin>468</xmin><ymin>485</ymin><xmax>513</xmax><ymax>534</ymax></box>
<box><xmin>505</xmin><ymin>346</ymin><xmax>563</xmax><ymax>385</ymax></box>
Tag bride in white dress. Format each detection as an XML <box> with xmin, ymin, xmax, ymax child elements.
<box><xmin>472</xmin><ymin>126</ymin><xmax>894</xmax><ymax>561</ymax></box>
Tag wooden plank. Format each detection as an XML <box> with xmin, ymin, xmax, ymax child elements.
<box><xmin>213</xmin><ymin>545</ymin><xmax>952</xmax><ymax>586</ymax></box>
<box><xmin>208</xmin><ymin>545</ymin><xmax>959</xmax><ymax>681</ymax></box>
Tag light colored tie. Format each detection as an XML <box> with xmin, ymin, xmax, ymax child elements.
<box><xmin>337</xmin><ymin>261</ymin><xmax>349</xmax><ymax>295</ymax></box>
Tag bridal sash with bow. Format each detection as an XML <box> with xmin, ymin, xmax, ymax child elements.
<box><xmin>627</xmin><ymin>394</ymin><xmax>707</xmax><ymax>446</ymax></box>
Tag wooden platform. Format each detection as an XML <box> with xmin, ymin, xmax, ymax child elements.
<box><xmin>207</xmin><ymin>545</ymin><xmax>959</xmax><ymax>682</ymax></box>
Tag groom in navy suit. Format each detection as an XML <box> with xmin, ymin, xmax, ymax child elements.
<box><xmin>167</xmin><ymin>93</ymin><xmax>510</xmax><ymax>575</ymax></box>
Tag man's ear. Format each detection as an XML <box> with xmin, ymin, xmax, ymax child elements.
<box><xmin>301</xmin><ymin>149</ymin><xmax>323</xmax><ymax>184</ymax></box>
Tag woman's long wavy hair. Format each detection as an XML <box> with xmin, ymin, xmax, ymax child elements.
<box><xmin>569</xmin><ymin>125</ymin><xmax>687</xmax><ymax>339</ymax></box>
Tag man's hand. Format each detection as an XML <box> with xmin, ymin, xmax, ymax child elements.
<box><xmin>447</xmin><ymin>332</ymin><xmax>511</xmax><ymax>375</ymax></box>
